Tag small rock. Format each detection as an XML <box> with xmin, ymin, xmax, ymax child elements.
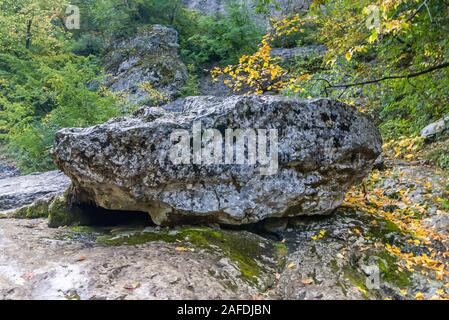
<box><xmin>421</xmin><ymin>115</ymin><xmax>449</xmax><ymax>140</ymax></box>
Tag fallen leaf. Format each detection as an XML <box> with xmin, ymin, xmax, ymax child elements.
<box><xmin>287</xmin><ymin>262</ymin><xmax>297</xmax><ymax>269</ymax></box>
<box><xmin>175</xmin><ymin>246</ymin><xmax>189</xmax><ymax>252</ymax></box>
<box><xmin>415</xmin><ymin>292</ymin><xmax>424</xmax><ymax>300</ymax></box>
<box><xmin>21</xmin><ymin>272</ymin><xmax>35</xmax><ymax>281</ymax></box>
<box><xmin>124</xmin><ymin>282</ymin><xmax>141</xmax><ymax>290</ymax></box>
<box><xmin>301</xmin><ymin>278</ymin><xmax>314</xmax><ymax>285</ymax></box>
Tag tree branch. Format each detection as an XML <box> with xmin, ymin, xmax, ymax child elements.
<box><xmin>407</xmin><ymin>0</ymin><xmax>429</xmax><ymax>22</ymax></box>
<box><xmin>328</xmin><ymin>61</ymin><xmax>449</xmax><ymax>89</ymax></box>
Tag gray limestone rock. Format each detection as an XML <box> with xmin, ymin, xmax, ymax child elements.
<box><xmin>53</xmin><ymin>95</ymin><xmax>382</xmax><ymax>226</ymax></box>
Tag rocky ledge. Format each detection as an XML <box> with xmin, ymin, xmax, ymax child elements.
<box><xmin>104</xmin><ymin>25</ymin><xmax>188</xmax><ymax>107</ymax></box>
<box><xmin>51</xmin><ymin>95</ymin><xmax>381</xmax><ymax>226</ymax></box>
<box><xmin>0</xmin><ymin>171</ymin><xmax>70</xmax><ymax>218</ymax></box>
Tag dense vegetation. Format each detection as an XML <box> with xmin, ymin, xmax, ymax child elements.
<box><xmin>0</xmin><ymin>0</ymin><xmax>448</xmax><ymax>172</ymax></box>
<box><xmin>0</xmin><ymin>0</ymin><xmax>263</xmax><ymax>171</ymax></box>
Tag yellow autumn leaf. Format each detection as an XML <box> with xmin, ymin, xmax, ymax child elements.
<box><xmin>301</xmin><ymin>278</ymin><xmax>314</xmax><ymax>285</ymax></box>
<box><xmin>415</xmin><ymin>292</ymin><xmax>424</xmax><ymax>300</ymax></box>
<box><xmin>345</xmin><ymin>51</ymin><xmax>353</xmax><ymax>61</ymax></box>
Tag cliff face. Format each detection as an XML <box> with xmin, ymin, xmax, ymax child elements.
<box><xmin>182</xmin><ymin>0</ymin><xmax>312</xmax><ymax>17</ymax></box>
<box><xmin>104</xmin><ymin>25</ymin><xmax>188</xmax><ymax>108</ymax></box>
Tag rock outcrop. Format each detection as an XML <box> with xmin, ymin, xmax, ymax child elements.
<box><xmin>0</xmin><ymin>171</ymin><xmax>70</xmax><ymax>216</ymax></box>
<box><xmin>271</xmin><ymin>45</ymin><xmax>327</xmax><ymax>65</ymax></box>
<box><xmin>104</xmin><ymin>25</ymin><xmax>188</xmax><ymax>107</ymax></box>
<box><xmin>53</xmin><ymin>96</ymin><xmax>382</xmax><ymax>226</ymax></box>
<box><xmin>0</xmin><ymin>157</ymin><xmax>19</xmax><ymax>179</ymax></box>
<box><xmin>183</xmin><ymin>0</ymin><xmax>312</xmax><ymax>18</ymax></box>
<box><xmin>421</xmin><ymin>115</ymin><xmax>449</xmax><ymax>140</ymax></box>
<box><xmin>1</xmin><ymin>163</ymin><xmax>447</xmax><ymax>300</ymax></box>
<box><xmin>0</xmin><ymin>219</ymin><xmax>281</xmax><ymax>299</ymax></box>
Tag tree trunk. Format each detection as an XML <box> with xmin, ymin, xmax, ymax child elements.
<box><xmin>25</xmin><ymin>19</ymin><xmax>32</xmax><ymax>49</ymax></box>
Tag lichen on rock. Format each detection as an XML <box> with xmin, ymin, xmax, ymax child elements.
<box><xmin>104</xmin><ymin>25</ymin><xmax>188</xmax><ymax>107</ymax></box>
<box><xmin>53</xmin><ymin>95</ymin><xmax>382</xmax><ymax>226</ymax></box>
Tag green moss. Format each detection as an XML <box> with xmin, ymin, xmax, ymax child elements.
<box><xmin>96</xmin><ymin>227</ymin><xmax>281</xmax><ymax>285</ymax></box>
<box><xmin>64</xmin><ymin>291</ymin><xmax>81</xmax><ymax>300</ymax></box>
<box><xmin>47</xmin><ymin>194</ymin><xmax>87</xmax><ymax>228</ymax></box>
<box><xmin>436</xmin><ymin>197</ymin><xmax>449</xmax><ymax>211</ymax></box>
<box><xmin>274</xmin><ymin>242</ymin><xmax>288</xmax><ymax>268</ymax></box>
<box><xmin>342</xmin><ymin>266</ymin><xmax>371</xmax><ymax>299</ymax></box>
<box><xmin>70</xmin><ymin>226</ymin><xmax>101</xmax><ymax>234</ymax></box>
<box><xmin>342</xmin><ymin>208</ymin><xmax>409</xmax><ymax>242</ymax></box>
<box><xmin>96</xmin><ymin>230</ymin><xmax>177</xmax><ymax>245</ymax></box>
<box><xmin>6</xmin><ymin>198</ymin><xmax>51</xmax><ymax>219</ymax></box>
<box><xmin>374</xmin><ymin>250</ymin><xmax>411</xmax><ymax>288</ymax></box>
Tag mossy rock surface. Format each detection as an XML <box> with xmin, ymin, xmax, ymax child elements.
<box><xmin>94</xmin><ymin>226</ymin><xmax>285</xmax><ymax>285</ymax></box>
<box><xmin>0</xmin><ymin>218</ymin><xmax>283</xmax><ymax>299</ymax></box>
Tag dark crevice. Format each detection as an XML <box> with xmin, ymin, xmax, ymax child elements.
<box><xmin>71</xmin><ymin>203</ymin><xmax>155</xmax><ymax>227</ymax></box>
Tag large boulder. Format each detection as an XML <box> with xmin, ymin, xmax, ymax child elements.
<box><xmin>53</xmin><ymin>96</ymin><xmax>382</xmax><ymax>226</ymax></box>
<box><xmin>104</xmin><ymin>25</ymin><xmax>188</xmax><ymax>107</ymax></box>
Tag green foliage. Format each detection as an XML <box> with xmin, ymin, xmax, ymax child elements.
<box><xmin>70</xmin><ymin>0</ymin><xmax>189</xmax><ymax>44</ymax></box>
<box><xmin>70</xmin><ymin>0</ymin><xmax>263</xmax><ymax>67</ymax></box>
<box><xmin>179</xmin><ymin>64</ymin><xmax>200</xmax><ymax>97</ymax></box>
<box><xmin>0</xmin><ymin>52</ymin><xmax>121</xmax><ymax>172</ymax></box>
<box><xmin>0</xmin><ymin>0</ymin><xmax>121</xmax><ymax>172</ymax></box>
<box><xmin>272</xmin><ymin>0</ymin><xmax>449</xmax><ymax>140</ymax></box>
<box><xmin>427</xmin><ymin>143</ymin><xmax>449</xmax><ymax>170</ymax></box>
<box><xmin>0</xmin><ymin>0</ymin><xmax>264</xmax><ymax>171</ymax></box>
<box><xmin>180</xmin><ymin>2</ymin><xmax>264</xmax><ymax>67</ymax></box>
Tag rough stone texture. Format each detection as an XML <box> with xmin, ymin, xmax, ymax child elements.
<box><xmin>183</xmin><ymin>0</ymin><xmax>311</xmax><ymax>18</ymax></box>
<box><xmin>53</xmin><ymin>96</ymin><xmax>381</xmax><ymax>226</ymax></box>
<box><xmin>271</xmin><ymin>45</ymin><xmax>327</xmax><ymax>63</ymax></box>
<box><xmin>0</xmin><ymin>163</ymin><xmax>447</xmax><ymax>300</ymax></box>
<box><xmin>421</xmin><ymin>115</ymin><xmax>449</xmax><ymax>140</ymax></box>
<box><xmin>104</xmin><ymin>25</ymin><xmax>188</xmax><ymax>107</ymax></box>
<box><xmin>0</xmin><ymin>153</ymin><xmax>20</xmax><ymax>179</ymax></box>
<box><xmin>0</xmin><ymin>171</ymin><xmax>70</xmax><ymax>213</ymax></box>
<box><xmin>0</xmin><ymin>219</ymin><xmax>279</xmax><ymax>300</ymax></box>
<box><xmin>198</xmin><ymin>74</ymin><xmax>233</xmax><ymax>97</ymax></box>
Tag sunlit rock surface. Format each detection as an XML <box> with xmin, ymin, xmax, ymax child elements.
<box><xmin>53</xmin><ymin>96</ymin><xmax>381</xmax><ymax>225</ymax></box>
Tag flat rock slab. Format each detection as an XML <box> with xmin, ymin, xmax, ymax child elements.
<box><xmin>0</xmin><ymin>219</ymin><xmax>280</xmax><ymax>300</ymax></box>
<box><xmin>0</xmin><ymin>171</ymin><xmax>70</xmax><ymax>213</ymax></box>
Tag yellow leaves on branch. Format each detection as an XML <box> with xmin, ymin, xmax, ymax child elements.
<box><xmin>345</xmin><ymin>46</ymin><xmax>367</xmax><ymax>62</ymax></box>
<box><xmin>269</xmin><ymin>14</ymin><xmax>304</xmax><ymax>38</ymax></box>
<box><xmin>139</xmin><ymin>82</ymin><xmax>169</xmax><ymax>105</ymax></box>
<box><xmin>326</xmin><ymin>1</ymin><xmax>413</xmax><ymax>64</ymax></box>
<box><xmin>211</xmin><ymin>14</ymin><xmax>309</xmax><ymax>95</ymax></box>
<box><xmin>311</xmin><ymin>229</ymin><xmax>327</xmax><ymax>241</ymax></box>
